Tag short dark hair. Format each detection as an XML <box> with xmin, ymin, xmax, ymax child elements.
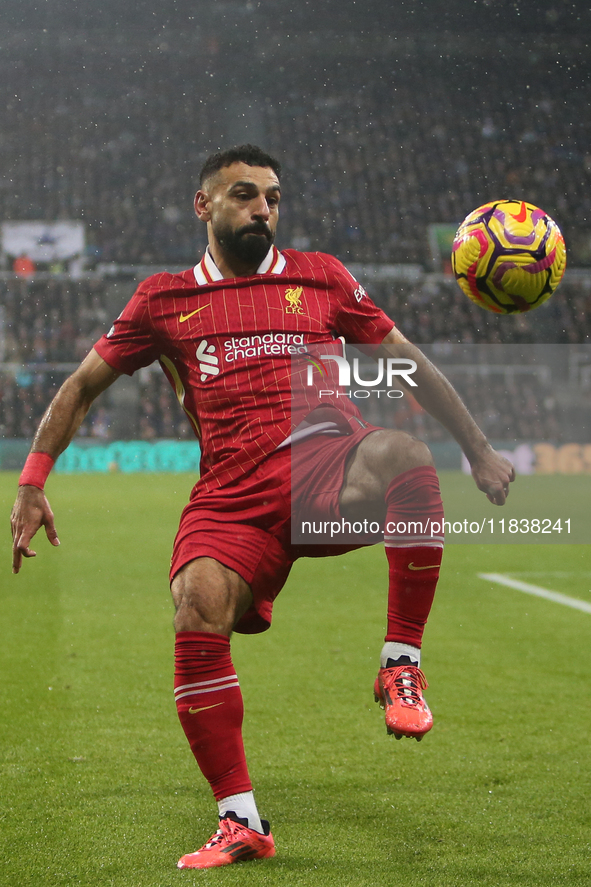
<box><xmin>199</xmin><ymin>144</ymin><xmax>282</xmax><ymax>186</ymax></box>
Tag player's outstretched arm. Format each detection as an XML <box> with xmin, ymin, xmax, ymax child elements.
<box><xmin>378</xmin><ymin>328</ymin><xmax>515</xmax><ymax>505</ymax></box>
<box><xmin>11</xmin><ymin>348</ymin><xmax>120</xmax><ymax>574</ymax></box>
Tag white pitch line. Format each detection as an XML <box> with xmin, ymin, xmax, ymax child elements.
<box><xmin>478</xmin><ymin>573</ymin><xmax>591</xmax><ymax>615</ymax></box>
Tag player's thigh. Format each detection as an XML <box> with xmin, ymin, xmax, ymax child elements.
<box><xmin>339</xmin><ymin>429</ymin><xmax>433</xmax><ymax>516</ymax></box>
<box><xmin>171</xmin><ymin>556</ymin><xmax>253</xmax><ymax>635</ymax></box>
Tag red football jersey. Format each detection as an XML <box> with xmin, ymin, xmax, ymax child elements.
<box><xmin>94</xmin><ymin>246</ymin><xmax>394</xmax><ymax>489</ymax></box>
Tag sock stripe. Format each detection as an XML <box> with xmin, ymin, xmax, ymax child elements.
<box><xmin>175</xmin><ymin>674</ymin><xmax>238</xmax><ymax>693</ymax></box>
<box><xmin>384</xmin><ymin>537</ymin><xmax>444</xmax><ymax>547</ymax></box>
<box><xmin>175</xmin><ymin>682</ymin><xmax>241</xmax><ymax>701</ymax></box>
<box><xmin>174</xmin><ymin>675</ymin><xmax>240</xmax><ymax>701</ymax></box>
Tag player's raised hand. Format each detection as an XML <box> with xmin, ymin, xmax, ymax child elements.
<box><xmin>470</xmin><ymin>447</ymin><xmax>516</xmax><ymax>506</ymax></box>
<box><xmin>11</xmin><ymin>486</ymin><xmax>60</xmax><ymax>574</ymax></box>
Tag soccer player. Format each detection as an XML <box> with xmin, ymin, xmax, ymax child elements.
<box><xmin>11</xmin><ymin>145</ymin><xmax>514</xmax><ymax>870</ymax></box>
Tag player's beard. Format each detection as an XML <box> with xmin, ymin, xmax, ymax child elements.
<box><xmin>214</xmin><ymin>220</ymin><xmax>275</xmax><ymax>266</ymax></box>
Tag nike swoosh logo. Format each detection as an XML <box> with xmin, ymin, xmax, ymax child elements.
<box><xmin>180</xmin><ymin>305</ymin><xmax>210</xmax><ymax>323</ymax></box>
<box><xmin>408</xmin><ymin>562</ymin><xmax>440</xmax><ymax>571</ymax></box>
<box><xmin>188</xmin><ymin>702</ymin><xmax>225</xmax><ymax>714</ymax></box>
<box><xmin>509</xmin><ymin>201</ymin><xmax>528</xmax><ymax>223</ymax></box>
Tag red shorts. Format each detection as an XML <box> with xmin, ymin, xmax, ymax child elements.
<box><xmin>170</xmin><ymin>424</ymin><xmax>379</xmax><ymax>634</ymax></box>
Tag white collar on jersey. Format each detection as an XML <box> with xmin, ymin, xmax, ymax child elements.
<box><xmin>193</xmin><ymin>245</ymin><xmax>287</xmax><ymax>285</ymax></box>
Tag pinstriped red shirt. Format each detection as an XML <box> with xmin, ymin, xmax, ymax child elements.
<box><xmin>94</xmin><ymin>247</ymin><xmax>394</xmax><ymax>490</ymax></box>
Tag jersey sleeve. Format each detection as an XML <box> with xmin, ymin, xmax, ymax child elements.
<box><xmin>323</xmin><ymin>254</ymin><xmax>395</xmax><ymax>344</ymax></box>
<box><xmin>94</xmin><ymin>282</ymin><xmax>160</xmax><ymax>375</ymax></box>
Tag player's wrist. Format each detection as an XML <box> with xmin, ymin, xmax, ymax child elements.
<box><xmin>461</xmin><ymin>433</ymin><xmax>493</xmax><ymax>466</ymax></box>
<box><xmin>18</xmin><ymin>452</ymin><xmax>55</xmax><ymax>491</ymax></box>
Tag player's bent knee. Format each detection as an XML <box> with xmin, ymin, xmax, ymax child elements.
<box><xmin>365</xmin><ymin>430</ymin><xmax>434</xmax><ymax>480</ymax></box>
<box><xmin>171</xmin><ymin>557</ymin><xmax>253</xmax><ymax>636</ymax></box>
<box><xmin>340</xmin><ymin>431</ymin><xmax>436</xmax><ymax>516</ymax></box>
<box><xmin>393</xmin><ymin>433</ymin><xmax>434</xmax><ymax>472</ymax></box>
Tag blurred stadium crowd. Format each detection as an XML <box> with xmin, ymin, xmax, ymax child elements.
<box><xmin>2</xmin><ymin>273</ymin><xmax>590</xmax><ymax>443</ymax></box>
<box><xmin>1</xmin><ymin>26</ymin><xmax>590</xmax><ymax>443</ymax></box>
<box><xmin>2</xmin><ymin>37</ymin><xmax>590</xmax><ymax>266</ymax></box>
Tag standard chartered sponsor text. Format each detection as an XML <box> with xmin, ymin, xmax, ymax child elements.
<box><xmin>223</xmin><ymin>333</ymin><xmax>306</xmax><ymax>362</ymax></box>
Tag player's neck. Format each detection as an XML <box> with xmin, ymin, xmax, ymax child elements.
<box><xmin>207</xmin><ymin>243</ymin><xmax>262</xmax><ymax>279</ymax></box>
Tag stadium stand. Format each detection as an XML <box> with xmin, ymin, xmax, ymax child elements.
<box><xmin>1</xmin><ymin>24</ymin><xmax>590</xmax><ymax>445</ymax></box>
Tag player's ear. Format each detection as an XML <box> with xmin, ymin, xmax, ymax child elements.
<box><xmin>194</xmin><ymin>190</ymin><xmax>211</xmax><ymax>222</ymax></box>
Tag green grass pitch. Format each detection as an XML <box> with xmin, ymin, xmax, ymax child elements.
<box><xmin>2</xmin><ymin>471</ymin><xmax>591</xmax><ymax>886</ymax></box>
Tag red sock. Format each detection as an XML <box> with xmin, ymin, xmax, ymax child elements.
<box><xmin>174</xmin><ymin>631</ymin><xmax>252</xmax><ymax>801</ymax></box>
<box><xmin>384</xmin><ymin>466</ymin><xmax>445</xmax><ymax>648</ymax></box>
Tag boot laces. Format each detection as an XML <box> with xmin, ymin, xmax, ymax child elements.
<box><xmin>387</xmin><ymin>665</ymin><xmax>428</xmax><ymax>707</ymax></box>
<box><xmin>203</xmin><ymin>818</ymin><xmax>242</xmax><ymax>850</ymax></box>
